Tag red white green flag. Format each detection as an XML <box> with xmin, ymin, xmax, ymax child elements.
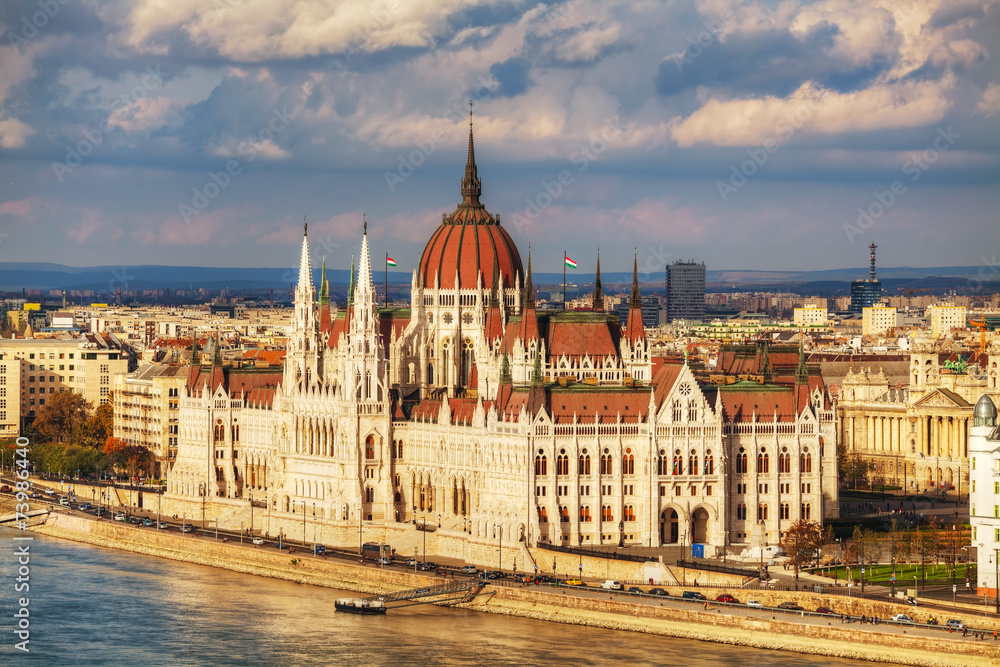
<box><xmin>386</xmin><ymin>256</ymin><xmax>397</xmax><ymax>267</ymax></box>
<box><xmin>564</xmin><ymin>255</ymin><xmax>577</xmax><ymax>268</ymax></box>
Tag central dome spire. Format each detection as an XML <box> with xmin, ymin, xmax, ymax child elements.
<box><xmin>460</xmin><ymin>104</ymin><xmax>482</xmax><ymax>209</ymax></box>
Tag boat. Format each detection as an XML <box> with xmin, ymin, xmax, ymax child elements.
<box><xmin>334</xmin><ymin>598</ymin><xmax>387</xmax><ymax>615</ymax></box>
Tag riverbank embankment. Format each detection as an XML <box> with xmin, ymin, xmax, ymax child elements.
<box><xmin>29</xmin><ymin>514</ymin><xmax>1000</xmax><ymax>667</ymax></box>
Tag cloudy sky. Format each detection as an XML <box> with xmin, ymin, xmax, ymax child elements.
<box><xmin>0</xmin><ymin>0</ymin><xmax>998</xmax><ymax>277</ymax></box>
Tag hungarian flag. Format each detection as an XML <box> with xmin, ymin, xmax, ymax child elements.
<box><xmin>564</xmin><ymin>255</ymin><xmax>577</xmax><ymax>269</ymax></box>
<box><xmin>386</xmin><ymin>257</ymin><xmax>397</xmax><ymax>267</ymax></box>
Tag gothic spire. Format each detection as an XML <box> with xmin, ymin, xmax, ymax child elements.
<box><xmin>319</xmin><ymin>254</ymin><xmax>329</xmax><ymax>304</ymax></box>
<box><xmin>212</xmin><ymin>330</ymin><xmax>222</xmax><ymax>366</ymax></box>
<box><xmin>795</xmin><ymin>336</ymin><xmax>807</xmax><ymax>384</ymax></box>
<box><xmin>500</xmin><ymin>346</ymin><xmax>512</xmax><ymax>385</ymax></box>
<box><xmin>592</xmin><ymin>248</ymin><xmax>604</xmax><ymax>312</ymax></box>
<box><xmin>297</xmin><ymin>217</ymin><xmax>313</xmax><ymax>292</ymax></box>
<box><xmin>524</xmin><ymin>249</ymin><xmax>535</xmax><ymax>309</ymax></box>
<box><xmin>347</xmin><ymin>252</ymin><xmax>356</xmax><ymax>306</ymax></box>
<box><xmin>459</xmin><ymin>104</ymin><xmax>482</xmax><ymax>209</ymax></box>
<box><xmin>190</xmin><ymin>334</ymin><xmax>199</xmax><ymax>364</ymax></box>
<box><xmin>531</xmin><ymin>345</ymin><xmax>543</xmax><ymax>386</ymax></box>
<box><xmin>629</xmin><ymin>250</ymin><xmax>641</xmax><ymax>308</ymax></box>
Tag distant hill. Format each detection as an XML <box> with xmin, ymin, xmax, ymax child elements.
<box><xmin>0</xmin><ymin>262</ymin><xmax>995</xmax><ymax>293</ymax></box>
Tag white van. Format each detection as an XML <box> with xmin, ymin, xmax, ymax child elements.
<box><xmin>59</xmin><ymin>496</ymin><xmax>70</xmax><ymax>506</ymax></box>
<box><xmin>600</xmin><ymin>580</ymin><xmax>622</xmax><ymax>590</ymax></box>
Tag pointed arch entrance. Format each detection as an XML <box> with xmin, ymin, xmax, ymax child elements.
<box><xmin>660</xmin><ymin>508</ymin><xmax>679</xmax><ymax>544</ymax></box>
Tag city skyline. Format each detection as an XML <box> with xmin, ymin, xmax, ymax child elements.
<box><xmin>0</xmin><ymin>0</ymin><xmax>998</xmax><ymax>274</ymax></box>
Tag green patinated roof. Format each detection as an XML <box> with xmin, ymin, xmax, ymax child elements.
<box><xmin>719</xmin><ymin>380</ymin><xmax>788</xmax><ymax>392</ymax></box>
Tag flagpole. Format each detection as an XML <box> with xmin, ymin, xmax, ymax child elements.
<box><xmin>563</xmin><ymin>249</ymin><xmax>567</xmax><ymax>310</ymax></box>
<box><xmin>384</xmin><ymin>253</ymin><xmax>388</xmax><ymax>308</ymax></box>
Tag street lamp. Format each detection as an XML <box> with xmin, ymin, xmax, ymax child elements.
<box><xmin>249</xmin><ymin>490</ymin><xmax>254</xmax><ymax>536</ymax></box>
<box><xmin>199</xmin><ymin>482</ymin><xmax>206</xmax><ymax>528</ymax></box>
<box><xmin>423</xmin><ymin>517</ymin><xmax>427</xmax><ymax>563</ymax></box>
<box><xmin>312</xmin><ymin>503</ymin><xmax>316</xmax><ymax>554</ymax></box>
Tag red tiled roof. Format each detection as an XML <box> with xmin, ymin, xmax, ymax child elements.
<box><xmin>623</xmin><ymin>304</ymin><xmax>645</xmax><ymax>343</ymax></box>
<box><xmin>418</xmin><ymin>220</ymin><xmax>523</xmax><ymax>290</ymax></box>
<box><xmin>548</xmin><ymin>391</ymin><xmax>649</xmax><ymax>423</ymax></box>
<box><xmin>547</xmin><ymin>319</ymin><xmax>619</xmax><ymax>361</ymax></box>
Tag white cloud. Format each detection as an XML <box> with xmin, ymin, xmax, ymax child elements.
<box><xmin>0</xmin><ymin>117</ymin><xmax>35</xmax><ymax>148</ymax></box>
<box><xmin>977</xmin><ymin>82</ymin><xmax>1000</xmax><ymax>117</ymax></box>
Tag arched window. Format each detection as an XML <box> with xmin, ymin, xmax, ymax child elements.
<box><xmin>688</xmin><ymin>399</ymin><xmax>697</xmax><ymax>422</ymax></box>
<box><xmin>758</xmin><ymin>503</ymin><xmax>769</xmax><ymax>521</ymax></box>
<box><xmin>600</xmin><ymin>452</ymin><xmax>612</xmax><ymax>475</ymax></box>
<box><xmin>672</xmin><ymin>400</ymin><xmax>683</xmax><ymax>422</ymax></box>
<box><xmin>779</xmin><ymin>448</ymin><xmax>790</xmax><ymax>474</ymax></box>
<box><xmin>601</xmin><ymin>505</ymin><xmax>614</xmax><ymax>522</ymax></box>
<box><xmin>757</xmin><ymin>449</ymin><xmax>769</xmax><ymax>474</ymax></box>
<box><xmin>780</xmin><ymin>503</ymin><xmax>790</xmax><ymax>520</ymax></box>
<box><xmin>535</xmin><ymin>453</ymin><xmax>547</xmax><ymax>476</ymax></box>
<box><xmin>704</xmin><ymin>450</ymin><xmax>714</xmax><ymax>475</ymax></box>
<box><xmin>579</xmin><ymin>453</ymin><xmax>591</xmax><ymax>475</ymax></box>
<box><xmin>580</xmin><ymin>506</ymin><xmax>591</xmax><ymax>522</ymax></box>
<box><xmin>624</xmin><ymin>505</ymin><xmax>635</xmax><ymax>521</ymax></box>
<box><xmin>396</xmin><ymin>440</ymin><xmax>403</xmax><ymax>458</ymax></box>
<box><xmin>672</xmin><ymin>450</ymin><xmax>683</xmax><ymax>475</ymax></box>
<box><xmin>365</xmin><ymin>435</ymin><xmax>375</xmax><ymax>460</ymax></box>
<box><xmin>622</xmin><ymin>450</ymin><xmax>635</xmax><ymax>475</ymax></box>
<box><xmin>688</xmin><ymin>450</ymin><xmax>698</xmax><ymax>476</ymax></box>
<box><xmin>801</xmin><ymin>450</ymin><xmax>812</xmax><ymax>473</ymax></box>
<box><xmin>556</xmin><ymin>454</ymin><xmax>569</xmax><ymax>476</ymax></box>
<box><xmin>736</xmin><ymin>448</ymin><xmax>747</xmax><ymax>474</ymax></box>
<box><xmin>365</xmin><ymin>486</ymin><xmax>374</xmax><ymax>503</ymax></box>
<box><xmin>657</xmin><ymin>452</ymin><xmax>668</xmax><ymax>476</ymax></box>
<box><xmin>559</xmin><ymin>506</ymin><xmax>570</xmax><ymax>522</ymax></box>
<box><xmin>538</xmin><ymin>506</ymin><xmax>548</xmax><ymax>522</ymax></box>
<box><xmin>736</xmin><ymin>503</ymin><xmax>746</xmax><ymax>520</ymax></box>
<box><xmin>231</xmin><ymin>424</ymin><xmax>239</xmax><ymax>442</ymax></box>
<box><xmin>461</xmin><ymin>338</ymin><xmax>474</xmax><ymax>387</ymax></box>
<box><xmin>214</xmin><ymin>419</ymin><xmax>224</xmax><ymax>442</ymax></box>
<box><xmin>801</xmin><ymin>503</ymin><xmax>811</xmax><ymax>520</ymax></box>
<box><xmin>427</xmin><ymin>363</ymin><xmax>434</xmax><ymax>385</ymax></box>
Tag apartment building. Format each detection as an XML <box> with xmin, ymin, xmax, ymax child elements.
<box><xmin>113</xmin><ymin>364</ymin><xmax>189</xmax><ymax>477</ymax></box>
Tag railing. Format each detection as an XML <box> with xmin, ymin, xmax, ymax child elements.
<box><xmin>536</xmin><ymin>542</ymin><xmax>655</xmax><ymax>563</ymax></box>
<box><xmin>676</xmin><ymin>559</ymin><xmax>760</xmax><ymax>579</ymax></box>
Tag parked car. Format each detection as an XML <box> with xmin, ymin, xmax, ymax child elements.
<box><xmin>890</xmin><ymin>614</ymin><xmax>915</xmax><ymax>624</ymax></box>
<box><xmin>746</xmin><ymin>600</ymin><xmax>764</xmax><ymax>609</ymax></box>
<box><xmin>460</xmin><ymin>565</ymin><xmax>478</xmax><ymax>574</ymax></box>
<box><xmin>945</xmin><ymin>619</ymin><xmax>967</xmax><ymax>631</ymax></box>
<box><xmin>777</xmin><ymin>602</ymin><xmax>805</xmax><ymax>611</ymax></box>
<box><xmin>716</xmin><ymin>594</ymin><xmax>739</xmax><ymax>603</ymax></box>
<box><xmin>252</xmin><ymin>536</ymin><xmax>264</xmax><ymax>545</ymax></box>
<box><xmin>682</xmin><ymin>591</ymin><xmax>707</xmax><ymax>601</ymax></box>
<box><xmin>815</xmin><ymin>607</ymin><xmax>836</xmax><ymax>615</ymax></box>
<box><xmin>601</xmin><ymin>580</ymin><xmax>623</xmax><ymax>591</ymax></box>
<box><xmin>626</xmin><ymin>586</ymin><xmax>642</xmax><ymax>594</ymax></box>
<box><xmin>648</xmin><ymin>587</ymin><xmax>668</xmax><ymax>596</ymax></box>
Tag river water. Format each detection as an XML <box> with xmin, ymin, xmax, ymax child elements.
<box><xmin>0</xmin><ymin>529</ymin><xmax>877</xmax><ymax>666</ymax></box>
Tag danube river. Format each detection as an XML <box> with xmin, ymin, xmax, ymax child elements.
<box><xmin>1</xmin><ymin>529</ymin><xmax>877</xmax><ymax>666</ymax></box>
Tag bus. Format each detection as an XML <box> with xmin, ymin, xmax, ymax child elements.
<box><xmin>362</xmin><ymin>542</ymin><xmax>393</xmax><ymax>561</ymax></box>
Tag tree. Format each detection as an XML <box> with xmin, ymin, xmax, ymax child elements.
<box><xmin>83</xmin><ymin>394</ymin><xmax>114</xmax><ymax>447</ymax></box>
<box><xmin>780</xmin><ymin>520</ymin><xmax>823</xmax><ymax>581</ymax></box>
<box><xmin>842</xmin><ymin>453</ymin><xmax>870</xmax><ymax>491</ymax></box>
<box><xmin>33</xmin><ymin>391</ymin><xmax>92</xmax><ymax>444</ymax></box>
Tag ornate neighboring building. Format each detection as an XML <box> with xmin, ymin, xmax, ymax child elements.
<box><xmin>164</xmin><ymin>123</ymin><xmax>839</xmax><ymax>564</ymax></box>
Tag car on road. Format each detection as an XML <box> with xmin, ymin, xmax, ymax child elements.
<box><xmin>460</xmin><ymin>565</ymin><xmax>478</xmax><ymax>574</ymax></box>
<box><xmin>716</xmin><ymin>594</ymin><xmax>739</xmax><ymax>604</ymax></box>
<box><xmin>404</xmin><ymin>558</ymin><xmax>417</xmax><ymax>566</ymax></box>
<box><xmin>156</xmin><ymin>521</ymin><xmax>168</xmax><ymax>529</ymax></box>
<box><xmin>417</xmin><ymin>561</ymin><xmax>438</xmax><ymax>571</ymax></box>
<box><xmin>565</xmin><ymin>578</ymin><xmax>586</xmax><ymax>587</ymax></box>
<box><xmin>78</xmin><ymin>503</ymin><xmax>92</xmax><ymax>511</ymax></box>
<box><xmin>44</xmin><ymin>489</ymin><xmax>54</xmax><ymax>496</ymax></box>
<box><xmin>141</xmin><ymin>518</ymin><xmax>154</xmax><ymax>527</ymax></box>
<box><xmin>313</xmin><ymin>545</ymin><xmax>327</xmax><ymax>556</ymax></box>
<box><xmin>777</xmin><ymin>602</ymin><xmax>805</xmax><ymax>611</ymax></box>
<box><xmin>625</xmin><ymin>586</ymin><xmax>643</xmax><ymax>594</ymax></box>
<box><xmin>376</xmin><ymin>557</ymin><xmax>391</xmax><ymax>566</ymax></box>
<box><xmin>945</xmin><ymin>619</ymin><xmax>967</xmax><ymax>631</ymax></box>
<box><xmin>601</xmin><ymin>580</ymin><xmax>623</xmax><ymax>591</ymax></box>
<box><xmin>415</xmin><ymin>588</ymin><xmax>431</xmax><ymax>595</ymax></box>
<box><xmin>273</xmin><ymin>540</ymin><xmax>289</xmax><ymax>549</ymax></box>
<box><xmin>127</xmin><ymin>517</ymin><xmax>142</xmax><ymax>525</ymax></box>
<box><xmin>648</xmin><ymin>587</ymin><xmax>668</xmax><ymax>596</ymax></box>
<box><xmin>180</xmin><ymin>523</ymin><xmax>195</xmax><ymax>533</ymax></box>
<box><xmin>890</xmin><ymin>614</ymin><xmax>915</xmax><ymax>624</ymax></box>
<box><xmin>252</xmin><ymin>536</ymin><xmax>264</xmax><ymax>545</ymax></box>
<box><xmin>114</xmin><ymin>513</ymin><xmax>127</xmax><ymax>522</ymax></box>
<box><xmin>0</xmin><ymin>485</ymin><xmax>11</xmax><ymax>493</ymax></box>
<box><xmin>746</xmin><ymin>600</ymin><xmax>764</xmax><ymax>609</ymax></box>
<box><xmin>815</xmin><ymin>607</ymin><xmax>836</xmax><ymax>615</ymax></box>
<box><xmin>682</xmin><ymin>591</ymin><xmax>707</xmax><ymax>601</ymax></box>
<box><xmin>59</xmin><ymin>497</ymin><xmax>70</xmax><ymax>506</ymax></box>
<box><xmin>29</xmin><ymin>492</ymin><xmax>40</xmax><ymax>499</ymax></box>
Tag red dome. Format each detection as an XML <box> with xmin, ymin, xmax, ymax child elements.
<box><xmin>418</xmin><ymin>121</ymin><xmax>523</xmax><ymax>290</ymax></box>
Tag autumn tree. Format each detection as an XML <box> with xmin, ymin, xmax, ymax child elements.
<box><xmin>780</xmin><ymin>520</ymin><xmax>823</xmax><ymax>581</ymax></box>
<box><xmin>33</xmin><ymin>391</ymin><xmax>92</xmax><ymax>444</ymax></box>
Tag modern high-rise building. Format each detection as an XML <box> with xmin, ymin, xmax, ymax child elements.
<box><xmin>665</xmin><ymin>261</ymin><xmax>706</xmax><ymax>322</ymax></box>
<box><xmin>849</xmin><ymin>243</ymin><xmax>882</xmax><ymax>313</ymax></box>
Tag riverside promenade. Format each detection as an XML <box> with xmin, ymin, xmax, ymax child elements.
<box><xmin>19</xmin><ymin>507</ymin><xmax>1000</xmax><ymax>667</ymax></box>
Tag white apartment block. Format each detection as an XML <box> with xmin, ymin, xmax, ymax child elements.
<box><xmin>927</xmin><ymin>305</ymin><xmax>967</xmax><ymax>338</ymax></box>
<box><xmin>793</xmin><ymin>307</ymin><xmax>828</xmax><ymax>327</ymax></box>
<box><xmin>0</xmin><ymin>352</ymin><xmax>22</xmax><ymax>438</ymax></box>
<box><xmin>0</xmin><ymin>337</ymin><xmax>130</xmax><ymax>430</ymax></box>
<box><xmin>113</xmin><ymin>364</ymin><xmax>189</xmax><ymax>477</ymax></box>
<box><xmin>862</xmin><ymin>305</ymin><xmax>897</xmax><ymax>336</ymax></box>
